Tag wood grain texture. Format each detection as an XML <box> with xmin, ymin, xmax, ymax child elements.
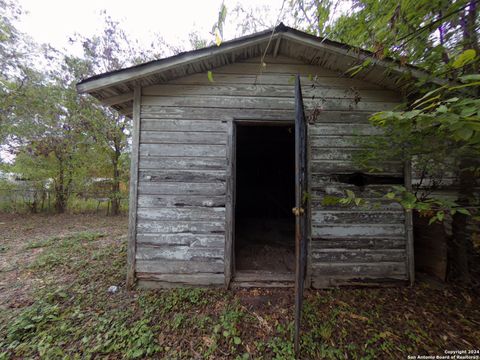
<box><xmin>311</xmin><ymin>210</ymin><xmax>404</xmax><ymax>225</ymax></box>
<box><xmin>133</xmin><ymin>58</ymin><xmax>408</xmax><ymax>287</ymax></box>
<box><xmin>137</xmin><ymin>273</ymin><xmax>225</xmax><ymax>285</ymax></box>
<box><xmin>126</xmin><ymin>85</ymin><xmax>141</xmax><ymax>288</ymax></box>
<box><xmin>136</xmin><ymin>220</ymin><xmax>225</xmax><ymax>234</ymax></box>
<box><xmin>138</xmin><ymin>182</ymin><xmax>225</xmax><ymax>196</ymax></box>
<box><xmin>137</xmin><ymin>233</ymin><xmax>225</xmax><ymax>247</ymax></box>
<box><xmin>225</xmin><ymin>120</ymin><xmax>234</xmax><ymax>288</ymax></box>
<box><xmin>141</xmin><ymin>119</ymin><xmax>228</xmax><ymax>132</ymax></box>
<box><xmin>136</xmin><ymin>245</ymin><xmax>224</xmax><ymax>261</ymax></box>
<box><xmin>139</xmin><ymin>143</ymin><xmax>226</xmax><ymax>157</ymax></box>
<box><xmin>311</xmin><ymin>262</ymin><xmax>407</xmax><ymax>276</ymax></box>
<box><xmin>137</xmin><ymin>194</ymin><xmax>225</xmax><ymax>208</ymax></box>
<box><xmin>312</xmin><ymin>224</ymin><xmax>405</xmax><ymax>238</ymax></box>
<box><xmin>141</xmin><ymin>96</ymin><xmax>398</xmax><ymax>112</ymax></box>
<box><xmin>141</xmin><ymin>131</ymin><xmax>227</xmax><ymax>145</ymax></box>
<box><xmin>311</xmin><ymin>237</ymin><xmax>406</xmax><ymax>249</ymax></box>
<box><xmin>139</xmin><ymin>170</ymin><xmax>226</xmax><ymax>183</ymax></box>
<box><xmin>143</xmin><ymin>83</ymin><xmax>400</xmax><ymax>101</ymax></box>
<box><xmin>137</xmin><ymin>207</ymin><xmax>225</xmax><ymax>221</ymax></box>
<box><xmin>136</xmin><ymin>259</ymin><xmax>224</xmax><ymax>274</ymax></box>
<box><xmin>404</xmin><ymin>160</ymin><xmax>415</xmax><ymax>285</ymax></box>
<box><xmin>139</xmin><ymin>156</ymin><xmax>227</xmax><ymax>171</ymax></box>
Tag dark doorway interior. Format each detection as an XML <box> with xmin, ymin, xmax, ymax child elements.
<box><xmin>235</xmin><ymin>124</ymin><xmax>295</xmax><ymax>273</ymax></box>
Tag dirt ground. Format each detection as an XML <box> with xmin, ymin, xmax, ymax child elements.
<box><xmin>0</xmin><ymin>213</ymin><xmax>127</xmax><ymax>311</ymax></box>
<box><xmin>235</xmin><ymin>218</ymin><xmax>295</xmax><ymax>272</ymax></box>
<box><xmin>1</xmin><ymin>213</ymin><xmax>480</xmax><ymax>359</ymax></box>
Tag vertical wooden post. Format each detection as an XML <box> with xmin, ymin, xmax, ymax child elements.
<box><xmin>404</xmin><ymin>160</ymin><xmax>415</xmax><ymax>286</ymax></box>
<box><xmin>294</xmin><ymin>75</ymin><xmax>308</xmax><ymax>356</ymax></box>
<box><xmin>225</xmin><ymin>119</ymin><xmax>235</xmax><ymax>288</ymax></box>
<box><xmin>126</xmin><ymin>84</ymin><xmax>141</xmax><ymax>289</ymax></box>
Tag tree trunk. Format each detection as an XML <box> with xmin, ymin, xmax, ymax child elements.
<box><xmin>110</xmin><ymin>149</ymin><xmax>121</xmax><ymax>216</ymax></box>
<box><xmin>54</xmin><ymin>160</ymin><xmax>67</xmax><ymax>213</ymax></box>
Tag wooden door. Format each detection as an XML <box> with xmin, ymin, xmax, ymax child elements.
<box><xmin>294</xmin><ymin>75</ymin><xmax>308</xmax><ymax>355</ymax></box>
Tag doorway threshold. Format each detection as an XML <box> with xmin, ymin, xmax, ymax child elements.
<box><xmin>231</xmin><ymin>271</ymin><xmax>294</xmax><ymax>288</ymax></box>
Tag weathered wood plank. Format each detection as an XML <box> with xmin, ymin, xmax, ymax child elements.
<box><xmin>141</xmin><ymin>96</ymin><xmax>399</xmax><ymax>112</ymax></box>
<box><xmin>311</xmin><ymin>249</ymin><xmax>406</xmax><ymax>262</ymax></box>
<box><xmin>225</xmin><ymin>119</ymin><xmax>234</xmax><ymax>288</ymax></box>
<box><xmin>242</xmin><ymin>55</ymin><xmax>305</xmax><ymax>64</ymax></box>
<box><xmin>311</xmin><ymin>237</ymin><xmax>406</xmax><ymax>249</ymax></box>
<box><xmin>141</xmin><ymin>106</ymin><xmax>294</xmax><ymax>120</ymax></box>
<box><xmin>137</xmin><ymin>273</ymin><xmax>225</xmax><ymax>285</ymax></box>
<box><xmin>102</xmin><ymin>92</ymin><xmax>134</xmax><ymax>106</ymax></box>
<box><xmin>312</xmin><ymin>224</ymin><xmax>405</xmax><ymax>237</ymax></box>
<box><xmin>311</xmin><ymin>210</ymin><xmax>404</xmax><ymax>225</ymax></box>
<box><xmin>142</xmin><ymin>106</ymin><xmax>378</xmax><ymax>122</ymax></box>
<box><xmin>404</xmin><ymin>160</ymin><xmax>415</xmax><ymax>286</ymax></box>
<box><xmin>141</xmin><ymin>119</ymin><xmax>228</xmax><ymax>132</ymax></box>
<box><xmin>141</xmin><ymin>131</ymin><xmax>227</xmax><ymax>145</ymax></box>
<box><xmin>77</xmin><ymin>34</ymin><xmax>270</xmax><ymax>92</ymax></box>
<box><xmin>169</xmin><ymin>73</ymin><xmax>384</xmax><ymax>89</ymax></box>
<box><xmin>137</xmin><ymin>207</ymin><xmax>225</xmax><ymax>221</ymax></box>
<box><xmin>310</xmin><ymin>160</ymin><xmax>402</xmax><ymax>175</ymax></box>
<box><xmin>143</xmin><ymin>84</ymin><xmax>400</xmax><ymax>101</ymax></box>
<box><xmin>211</xmin><ymin>62</ymin><xmax>341</xmax><ymax>76</ymax></box>
<box><xmin>310</xmin><ymin>135</ymin><xmax>367</xmax><ymax>148</ymax></box>
<box><xmin>137</xmin><ymin>233</ymin><xmax>224</xmax><ymax>247</ymax></box>
<box><xmin>138</xmin><ymin>182</ymin><xmax>225</xmax><ymax>196</ymax></box>
<box><xmin>139</xmin><ymin>170</ymin><xmax>226</xmax><ymax>183</ymax></box>
<box><xmin>309</xmin><ymin>124</ymin><xmax>383</xmax><ymax>136</ymax></box>
<box><xmin>311</xmin><ymin>262</ymin><xmax>407</xmax><ymax>276</ymax></box>
<box><xmin>310</xmin><ymin>183</ymin><xmax>397</xmax><ymax>199</ymax></box>
<box><xmin>234</xmin><ymin>271</ymin><xmax>295</xmax><ymax>282</ymax></box>
<box><xmin>136</xmin><ymin>220</ymin><xmax>225</xmax><ymax>234</ymax></box>
<box><xmin>311</xmin><ymin>275</ymin><xmax>408</xmax><ymax>288</ymax></box>
<box><xmin>126</xmin><ymin>85</ymin><xmax>141</xmax><ymax>288</ymax></box>
<box><xmin>136</xmin><ymin>259</ymin><xmax>224</xmax><ymax>274</ymax></box>
<box><xmin>137</xmin><ymin>194</ymin><xmax>225</xmax><ymax>208</ymax></box>
<box><xmin>139</xmin><ymin>156</ymin><xmax>227</xmax><ymax>170</ymax></box>
<box><xmin>311</xmin><ymin>198</ymin><xmax>403</xmax><ymax>211</ymax></box>
<box><xmin>309</xmin><ymin>148</ymin><xmax>363</xmax><ymax>161</ymax></box>
<box><xmin>309</xmin><ymin>111</ymin><xmax>372</xmax><ymax>123</ymax></box>
<box><xmin>136</xmin><ymin>245</ymin><xmax>224</xmax><ymax>261</ymax></box>
<box><xmin>140</xmin><ymin>143</ymin><xmax>226</xmax><ymax>157</ymax></box>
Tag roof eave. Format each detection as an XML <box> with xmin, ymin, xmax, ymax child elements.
<box><xmin>76</xmin><ymin>31</ymin><xmax>281</xmax><ymax>94</ymax></box>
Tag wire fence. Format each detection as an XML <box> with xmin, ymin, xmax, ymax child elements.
<box><xmin>0</xmin><ymin>188</ymin><xmax>129</xmax><ymax>214</ymax></box>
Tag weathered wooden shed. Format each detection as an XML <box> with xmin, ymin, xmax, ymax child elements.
<box><xmin>77</xmin><ymin>24</ymin><xmax>423</xmax><ymax>289</ymax></box>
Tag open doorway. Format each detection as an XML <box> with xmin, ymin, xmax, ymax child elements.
<box><xmin>234</xmin><ymin>123</ymin><xmax>295</xmax><ymax>275</ymax></box>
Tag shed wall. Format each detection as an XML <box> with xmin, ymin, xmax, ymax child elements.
<box><xmin>134</xmin><ymin>55</ymin><xmax>407</xmax><ymax>288</ymax></box>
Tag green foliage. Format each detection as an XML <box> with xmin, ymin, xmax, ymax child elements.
<box><xmin>267</xmin><ymin>322</ymin><xmax>295</xmax><ymax>359</ymax></box>
<box><xmin>212</xmin><ymin>1</ymin><xmax>227</xmax><ymax>45</ymax></box>
<box><xmin>384</xmin><ymin>185</ymin><xmax>471</xmax><ymax>223</ymax></box>
<box><xmin>357</xmin><ymin>74</ymin><xmax>480</xmax><ymax>219</ymax></box>
<box><xmin>208</xmin><ymin>70</ymin><xmax>215</xmax><ymax>82</ymax></box>
<box><xmin>339</xmin><ymin>189</ymin><xmax>366</xmax><ymax>206</ymax></box>
<box><xmin>28</xmin><ymin>231</ymin><xmax>104</xmax><ymax>270</ymax></box>
<box><xmin>452</xmin><ymin>49</ymin><xmax>477</xmax><ymax>69</ymax></box>
<box><xmin>286</xmin><ymin>0</ymin><xmax>479</xmax><ymax>227</ymax></box>
<box><xmin>208</xmin><ymin>304</ymin><xmax>245</xmax><ymax>356</ymax></box>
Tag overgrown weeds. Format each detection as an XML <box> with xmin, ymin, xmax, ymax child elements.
<box><xmin>1</xmin><ymin>214</ymin><xmax>479</xmax><ymax>359</ymax></box>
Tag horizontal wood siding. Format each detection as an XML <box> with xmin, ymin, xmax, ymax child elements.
<box><xmin>137</xmin><ymin>55</ymin><xmax>407</xmax><ymax>287</ymax></box>
<box><xmin>309</xmin><ymin>104</ymin><xmax>408</xmax><ymax>287</ymax></box>
<box><xmin>137</xmin><ymin>91</ymin><xmax>227</xmax><ymax>285</ymax></box>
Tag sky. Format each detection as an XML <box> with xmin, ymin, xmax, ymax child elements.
<box><xmin>15</xmin><ymin>0</ymin><xmax>286</xmax><ymax>54</ymax></box>
<box><xmin>1</xmin><ymin>0</ymin><xmax>287</xmax><ymax>163</ymax></box>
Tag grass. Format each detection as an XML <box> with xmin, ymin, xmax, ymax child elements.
<box><xmin>1</xmin><ymin>214</ymin><xmax>479</xmax><ymax>359</ymax></box>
